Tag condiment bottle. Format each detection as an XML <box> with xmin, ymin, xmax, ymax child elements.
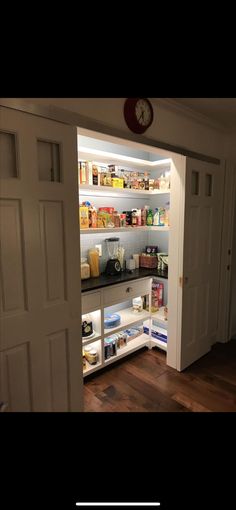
<box><xmin>146</xmin><ymin>209</ymin><xmax>153</xmax><ymax>226</ymax></box>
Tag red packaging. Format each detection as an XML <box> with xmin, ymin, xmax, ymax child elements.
<box><xmin>152</xmin><ymin>282</ymin><xmax>164</xmax><ymax>308</ymax></box>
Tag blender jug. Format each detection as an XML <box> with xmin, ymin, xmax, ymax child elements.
<box><xmin>105</xmin><ymin>237</ymin><xmax>121</xmax><ymax>275</ymax></box>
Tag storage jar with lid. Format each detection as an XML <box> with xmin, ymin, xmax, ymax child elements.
<box><xmin>88</xmin><ymin>248</ymin><xmax>100</xmax><ymax>277</ymax></box>
<box><xmin>81</xmin><ymin>258</ymin><xmax>90</xmax><ymax>280</ymax></box>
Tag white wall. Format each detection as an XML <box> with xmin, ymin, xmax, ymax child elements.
<box><xmin>26</xmin><ymin>98</ymin><xmax>226</xmax><ymax>159</ymax></box>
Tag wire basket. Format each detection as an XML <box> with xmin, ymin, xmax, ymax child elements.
<box><xmin>139</xmin><ymin>254</ymin><xmax>157</xmax><ymax>268</ymax></box>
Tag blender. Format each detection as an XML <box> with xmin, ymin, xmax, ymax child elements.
<box><xmin>105</xmin><ymin>237</ymin><xmax>121</xmax><ymax>275</ymax></box>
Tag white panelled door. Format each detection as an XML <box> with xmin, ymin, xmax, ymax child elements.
<box><xmin>179</xmin><ymin>158</ymin><xmax>225</xmax><ymax>370</ymax></box>
<box><xmin>0</xmin><ymin>107</ymin><xmax>83</xmax><ymax>411</ymax></box>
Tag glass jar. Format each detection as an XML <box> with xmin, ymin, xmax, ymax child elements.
<box><xmin>84</xmin><ymin>348</ymin><xmax>98</xmax><ymax>365</ymax></box>
<box><xmin>81</xmin><ymin>258</ymin><xmax>90</xmax><ymax>280</ymax></box>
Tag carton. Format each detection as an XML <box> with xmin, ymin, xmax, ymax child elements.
<box><xmin>79</xmin><ymin>206</ymin><xmax>89</xmax><ymax>229</ymax></box>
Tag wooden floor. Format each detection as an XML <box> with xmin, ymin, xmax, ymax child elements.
<box><xmin>84</xmin><ymin>339</ymin><xmax>236</xmax><ymax>412</ymax></box>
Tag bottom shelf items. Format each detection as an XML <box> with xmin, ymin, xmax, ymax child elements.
<box><xmin>83</xmin><ymin>339</ymin><xmax>102</xmax><ymax>376</ymax></box>
<box><xmin>104</xmin><ymin>332</ymin><xmax>150</xmax><ymax>367</ymax></box>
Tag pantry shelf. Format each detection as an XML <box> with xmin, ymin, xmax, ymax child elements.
<box><xmin>104</xmin><ymin>333</ymin><xmax>150</xmax><ymax>366</ymax></box>
<box><xmin>104</xmin><ymin>308</ymin><xmax>150</xmax><ymax>336</ymax></box>
<box><xmin>151</xmin><ymin>307</ymin><xmax>168</xmax><ymax>327</ymax></box>
<box><xmin>150</xmin><ymin>337</ymin><xmax>167</xmax><ymax>352</ymax></box>
<box><xmin>80</xmin><ymin>226</ymin><xmax>170</xmax><ymax>234</ymax></box>
<box><xmin>82</xmin><ymin>332</ymin><xmax>101</xmax><ymax>346</ymax></box>
<box><xmin>79</xmin><ymin>184</ymin><xmax>170</xmax><ymax>198</ymax></box>
<box><xmin>83</xmin><ymin>361</ymin><xmax>102</xmax><ymax>377</ymax></box>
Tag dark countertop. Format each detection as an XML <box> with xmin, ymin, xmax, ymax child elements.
<box><xmin>81</xmin><ymin>267</ymin><xmax>168</xmax><ymax>292</ymax></box>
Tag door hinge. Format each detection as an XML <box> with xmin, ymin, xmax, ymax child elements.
<box><xmin>179</xmin><ymin>276</ymin><xmax>183</xmax><ymax>288</ymax></box>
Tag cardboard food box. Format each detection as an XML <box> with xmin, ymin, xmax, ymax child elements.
<box><xmin>79</xmin><ymin>206</ymin><xmax>89</xmax><ymax>229</ymax></box>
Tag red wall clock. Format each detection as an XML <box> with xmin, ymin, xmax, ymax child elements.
<box><xmin>124</xmin><ymin>98</ymin><xmax>154</xmax><ymax>134</ymax></box>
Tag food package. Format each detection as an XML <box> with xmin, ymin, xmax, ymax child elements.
<box><xmin>151</xmin><ymin>281</ymin><xmax>164</xmax><ymax>312</ymax></box>
<box><xmin>79</xmin><ymin>206</ymin><xmax>89</xmax><ymax>229</ymax></box>
<box><xmin>97</xmin><ymin>211</ymin><xmax>114</xmax><ymax>228</ymax></box>
<box><xmin>112</xmin><ymin>178</ymin><xmax>124</xmax><ymax>188</ymax></box>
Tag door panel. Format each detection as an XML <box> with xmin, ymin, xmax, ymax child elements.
<box><xmin>0</xmin><ymin>199</ymin><xmax>27</xmax><ymax>316</ymax></box>
<box><xmin>180</xmin><ymin>158</ymin><xmax>224</xmax><ymax>370</ymax></box>
<box><xmin>39</xmin><ymin>200</ymin><xmax>66</xmax><ymax>305</ymax></box>
<box><xmin>0</xmin><ymin>343</ymin><xmax>32</xmax><ymax>412</ymax></box>
<box><xmin>0</xmin><ymin>107</ymin><xmax>82</xmax><ymax>411</ymax></box>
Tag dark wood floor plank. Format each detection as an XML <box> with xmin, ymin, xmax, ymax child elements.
<box><xmin>84</xmin><ymin>339</ymin><xmax>236</xmax><ymax>412</ymax></box>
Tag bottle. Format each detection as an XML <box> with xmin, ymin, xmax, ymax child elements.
<box><xmin>146</xmin><ymin>209</ymin><xmax>153</xmax><ymax>226</ymax></box>
<box><xmin>92</xmin><ymin>164</ymin><xmax>99</xmax><ymax>185</ymax></box>
<box><xmin>153</xmin><ymin>208</ymin><xmax>159</xmax><ymax>226</ymax></box>
<box><xmin>132</xmin><ymin>209</ymin><xmax>138</xmax><ymax>226</ymax></box>
<box><xmin>164</xmin><ymin>202</ymin><xmax>170</xmax><ymax>226</ymax></box>
<box><xmin>159</xmin><ymin>207</ymin><xmax>165</xmax><ymax>226</ymax></box>
<box><xmin>137</xmin><ymin>209</ymin><xmax>142</xmax><ymax>226</ymax></box>
<box><xmin>141</xmin><ymin>207</ymin><xmax>147</xmax><ymax>226</ymax></box>
<box><xmin>144</xmin><ymin>172</ymin><xmax>149</xmax><ymax>190</ymax></box>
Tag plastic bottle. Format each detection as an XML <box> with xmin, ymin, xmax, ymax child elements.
<box><xmin>146</xmin><ymin>209</ymin><xmax>153</xmax><ymax>226</ymax></box>
<box><xmin>164</xmin><ymin>202</ymin><xmax>170</xmax><ymax>226</ymax></box>
<box><xmin>153</xmin><ymin>208</ymin><xmax>159</xmax><ymax>226</ymax></box>
<box><xmin>159</xmin><ymin>207</ymin><xmax>165</xmax><ymax>226</ymax></box>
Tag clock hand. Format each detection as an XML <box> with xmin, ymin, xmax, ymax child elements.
<box><xmin>138</xmin><ymin>110</ymin><xmax>145</xmax><ymax>122</ymax></box>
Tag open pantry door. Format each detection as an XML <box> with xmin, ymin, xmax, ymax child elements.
<box><xmin>0</xmin><ymin>106</ymin><xmax>83</xmax><ymax>411</ymax></box>
<box><xmin>178</xmin><ymin>157</ymin><xmax>225</xmax><ymax>370</ymax></box>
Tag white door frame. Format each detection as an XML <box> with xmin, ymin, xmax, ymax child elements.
<box><xmin>217</xmin><ymin>160</ymin><xmax>236</xmax><ymax>343</ymax></box>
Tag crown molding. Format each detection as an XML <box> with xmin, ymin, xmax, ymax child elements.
<box><xmin>0</xmin><ymin>98</ymin><xmax>220</xmax><ymax>164</ymax></box>
<box><xmin>151</xmin><ymin>98</ymin><xmax>231</xmax><ymax>133</ymax></box>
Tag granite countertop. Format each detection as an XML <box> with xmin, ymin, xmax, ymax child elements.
<box><xmin>81</xmin><ymin>267</ymin><xmax>168</xmax><ymax>292</ymax></box>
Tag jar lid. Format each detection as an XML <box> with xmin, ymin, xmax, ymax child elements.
<box><xmin>81</xmin><ymin>258</ymin><xmax>87</xmax><ymax>264</ymax></box>
<box><xmin>90</xmin><ymin>349</ymin><xmax>97</xmax><ymax>355</ymax></box>
<box><xmin>84</xmin><ymin>346</ymin><xmax>92</xmax><ymax>352</ymax></box>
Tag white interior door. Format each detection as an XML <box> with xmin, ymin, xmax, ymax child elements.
<box><xmin>0</xmin><ymin>106</ymin><xmax>83</xmax><ymax>411</ymax></box>
<box><xmin>179</xmin><ymin>157</ymin><xmax>225</xmax><ymax>370</ymax></box>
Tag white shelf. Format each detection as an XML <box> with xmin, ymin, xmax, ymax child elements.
<box><xmin>104</xmin><ymin>307</ymin><xmax>150</xmax><ymax>336</ymax></box>
<box><xmin>79</xmin><ymin>184</ymin><xmax>170</xmax><ymax>198</ymax></box>
<box><xmin>83</xmin><ymin>362</ymin><xmax>102</xmax><ymax>377</ymax></box>
<box><xmin>151</xmin><ymin>307</ymin><xmax>168</xmax><ymax>327</ymax></box>
<box><xmin>82</xmin><ymin>332</ymin><xmax>101</xmax><ymax>346</ymax></box>
<box><xmin>150</xmin><ymin>337</ymin><xmax>167</xmax><ymax>352</ymax></box>
<box><xmin>78</xmin><ymin>147</ymin><xmax>171</xmax><ymax>170</ymax></box>
<box><xmin>104</xmin><ymin>333</ymin><xmax>150</xmax><ymax>366</ymax></box>
<box><xmin>80</xmin><ymin>226</ymin><xmax>170</xmax><ymax>234</ymax></box>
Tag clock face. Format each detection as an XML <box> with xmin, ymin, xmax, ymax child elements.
<box><xmin>124</xmin><ymin>98</ymin><xmax>154</xmax><ymax>134</ymax></box>
<box><xmin>135</xmin><ymin>99</ymin><xmax>152</xmax><ymax>126</ymax></box>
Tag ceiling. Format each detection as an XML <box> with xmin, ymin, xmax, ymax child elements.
<box><xmin>172</xmin><ymin>98</ymin><xmax>236</xmax><ymax>131</ymax></box>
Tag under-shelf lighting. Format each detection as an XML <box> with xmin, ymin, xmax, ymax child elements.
<box><xmin>78</xmin><ymin>147</ymin><xmax>171</xmax><ymax>167</ymax></box>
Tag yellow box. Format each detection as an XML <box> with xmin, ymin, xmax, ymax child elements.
<box><xmin>79</xmin><ymin>206</ymin><xmax>89</xmax><ymax>229</ymax></box>
<box><xmin>112</xmin><ymin>178</ymin><xmax>124</xmax><ymax>188</ymax></box>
